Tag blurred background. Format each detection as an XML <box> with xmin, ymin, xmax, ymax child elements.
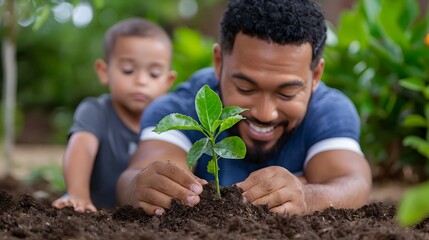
<box><xmin>0</xmin><ymin>0</ymin><xmax>429</xmax><ymax>194</ymax></box>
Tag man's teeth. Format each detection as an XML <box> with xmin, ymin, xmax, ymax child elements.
<box><xmin>249</xmin><ymin>123</ymin><xmax>274</xmax><ymax>133</ymax></box>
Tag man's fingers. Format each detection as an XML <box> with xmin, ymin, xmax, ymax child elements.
<box><xmin>237</xmin><ymin>167</ymin><xmax>276</xmax><ymax>192</ymax></box>
<box><xmin>139</xmin><ymin>187</ymin><xmax>173</xmax><ymax>209</ymax></box>
<box><xmin>250</xmin><ymin>189</ymin><xmax>288</xmax><ymax>209</ymax></box>
<box><xmin>270</xmin><ymin>201</ymin><xmax>306</xmax><ymax>216</ymax></box>
<box><xmin>137</xmin><ymin>201</ymin><xmax>166</xmax><ymax>216</ymax></box>
<box><xmin>146</xmin><ymin>175</ymin><xmax>202</xmax><ymax>207</ymax></box>
<box><xmin>270</xmin><ymin>202</ymin><xmax>293</xmax><ymax>216</ymax></box>
<box><xmin>131</xmin><ymin>161</ymin><xmax>203</xmax><ymax>215</ymax></box>
<box><xmin>195</xmin><ymin>176</ymin><xmax>208</xmax><ymax>185</ymax></box>
<box><xmin>135</xmin><ymin>187</ymin><xmax>201</xmax><ymax>216</ymax></box>
<box><xmin>153</xmin><ymin>161</ymin><xmax>203</xmax><ymax>195</ymax></box>
<box><xmin>241</xmin><ymin>178</ymin><xmax>282</xmax><ymax>203</ymax></box>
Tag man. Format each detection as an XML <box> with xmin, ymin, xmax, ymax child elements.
<box><xmin>117</xmin><ymin>0</ymin><xmax>372</xmax><ymax>216</ymax></box>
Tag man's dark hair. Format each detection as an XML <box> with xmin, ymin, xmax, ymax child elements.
<box><xmin>103</xmin><ymin>18</ymin><xmax>171</xmax><ymax>63</ymax></box>
<box><xmin>220</xmin><ymin>0</ymin><xmax>327</xmax><ymax>70</ymax></box>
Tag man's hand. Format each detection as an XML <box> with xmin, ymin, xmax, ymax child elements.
<box><xmin>52</xmin><ymin>194</ymin><xmax>97</xmax><ymax>213</ymax></box>
<box><xmin>124</xmin><ymin>161</ymin><xmax>206</xmax><ymax>215</ymax></box>
<box><xmin>236</xmin><ymin>166</ymin><xmax>307</xmax><ymax>216</ymax></box>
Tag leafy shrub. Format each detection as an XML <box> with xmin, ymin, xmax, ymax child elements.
<box><xmin>323</xmin><ymin>0</ymin><xmax>429</xmax><ymax>180</ymax></box>
<box><xmin>396</xmin><ymin>33</ymin><xmax>429</xmax><ymax>226</ymax></box>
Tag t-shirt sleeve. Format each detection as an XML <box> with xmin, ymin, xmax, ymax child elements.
<box><xmin>69</xmin><ymin>97</ymin><xmax>106</xmax><ymax>141</ymax></box>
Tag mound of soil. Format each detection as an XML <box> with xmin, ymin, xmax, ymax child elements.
<box><xmin>1</xmin><ymin>176</ymin><xmax>429</xmax><ymax>239</ymax></box>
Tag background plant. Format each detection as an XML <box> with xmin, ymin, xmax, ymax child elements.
<box><xmin>153</xmin><ymin>85</ymin><xmax>246</xmax><ymax>197</ymax></box>
<box><xmin>323</xmin><ymin>0</ymin><xmax>429</xmax><ymax>181</ymax></box>
<box><xmin>396</xmin><ymin>66</ymin><xmax>429</xmax><ymax>226</ymax></box>
<box><xmin>0</xmin><ymin>1</ymin><xmax>218</xmax><ymax>147</ymax></box>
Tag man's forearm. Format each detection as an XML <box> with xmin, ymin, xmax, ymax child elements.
<box><xmin>303</xmin><ymin>174</ymin><xmax>372</xmax><ymax>214</ymax></box>
<box><xmin>116</xmin><ymin>168</ymin><xmax>142</xmax><ymax>206</ymax></box>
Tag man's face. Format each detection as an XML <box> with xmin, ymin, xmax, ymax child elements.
<box><xmin>214</xmin><ymin>33</ymin><xmax>324</xmax><ymax>162</ymax></box>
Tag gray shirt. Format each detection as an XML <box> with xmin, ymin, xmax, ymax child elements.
<box><xmin>69</xmin><ymin>94</ymin><xmax>139</xmax><ymax>208</ymax></box>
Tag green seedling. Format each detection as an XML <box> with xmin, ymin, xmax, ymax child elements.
<box><xmin>153</xmin><ymin>85</ymin><xmax>247</xmax><ymax>197</ymax></box>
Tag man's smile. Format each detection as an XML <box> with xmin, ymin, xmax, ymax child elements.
<box><xmin>249</xmin><ymin>122</ymin><xmax>274</xmax><ymax>134</ymax></box>
<box><xmin>246</xmin><ymin>121</ymin><xmax>278</xmax><ymax>142</ymax></box>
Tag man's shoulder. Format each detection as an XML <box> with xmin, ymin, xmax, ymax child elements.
<box><xmin>310</xmin><ymin>82</ymin><xmax>357</xmax><ymax>114</ymax></box>
<box><xmin>301</xmin><ymin>82</ymin><xmax>361</xmax><ymax>143</ymax></box>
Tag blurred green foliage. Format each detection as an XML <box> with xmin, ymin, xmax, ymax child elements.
<box><xmin>172</xmin><ymin>27</ymin><xmax>214</xmax><ymax>89</ymax></box>
<box><xmin>1</xmin><ymin>0</ymin><xmax>220</xmax><ymax>143</ymax></box>
<box><xmin>401</xmin><ymin>76</ymin><xmax>429</xmax><ymax>169</ymax></box>
<box><xmin>24</xmin><ymin>164</ymin><xmax>65</xmax><ymax>192</ymax></box>
<box><xmin>0</xmin><ymin>103</ymin><xmax>24</xmax><ymax>138</ymax></box>
<box><xmin>397</xmin><ymin>180</ymin><xmax>429</xmax><ymax>226</ymax></box>
<box><xmin>323</xmin><ymin>0</ymin><xmax>429</xmax><ymax>179</ymax></box>
<box><xmin>3</xmin><ymin>1</ymin><xmax>429</xmax><ymax>211</ymax></box>
<box><xmin>396</xmin><ymin>34</ymin><xmax>429</xmax><ymax>227</ymax></box>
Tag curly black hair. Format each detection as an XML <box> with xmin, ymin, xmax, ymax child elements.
<box><xmin>220</xmin><ymin>0</ymin><xmax>327</xmax><ymax>70</ymax></box>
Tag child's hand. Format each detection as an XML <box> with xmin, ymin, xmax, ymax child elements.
<box><xmin>52</xmin><ymin>194</ymin><xmax>97</xmax><ymax>213</ymax></box>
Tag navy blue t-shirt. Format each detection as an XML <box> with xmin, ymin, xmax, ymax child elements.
<box><xmin>141</xmin><ymin>68</ymin><xmax>361</xmax><ymax>186</ymax></box>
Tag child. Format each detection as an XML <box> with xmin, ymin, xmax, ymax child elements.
<box><xmin>52</xmin><ymin>18</ymin><xmax>176</xmax><ymax>212</ymax></box>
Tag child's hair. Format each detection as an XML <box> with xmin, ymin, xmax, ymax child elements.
<box><xmin>220</xmin><ymin>0</ymin><xmax>327</xmax><ymax>70</ymax></box>
<box><xmin>103</xmin><ymin>18</ymin><xmax>172</xmax><ymax>63</ymax></box>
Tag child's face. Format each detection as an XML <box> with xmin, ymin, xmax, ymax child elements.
<box><xmin>98</xmin><ymin>36</ymin><xmax>175</xmax><ymax>116</ymax></box>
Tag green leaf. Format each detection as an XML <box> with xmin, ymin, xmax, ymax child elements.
<box><xmin>32</xmin><ymin>6</ymin><xmax>50</xmax><ymax>31</ymax></box>
<box><xmin>218</xmin><ymin>115</ymin><xmax>244</xmax><ymax>134</ymax></box>
<box><xmin>214</xmin><ymin>136</ymin><xmax>246</xmax><ymax>159</ymax></box>
<box><xmin>397</xmin><ymin>181</ymin><xmax>429</xmax><ymax>226</ymax></box>
<box><xmin>423</xmin><ymin>86</ymin><xmax>429</xmax><ymax>100</ymax></box>
<box><xmin>378</xmin><ymin>0</ymin><xmax>409</xmax><ymax>48</ymax></box>
<box><xmin>403</xmin><ymin>136</ymin><xmax>429</xmax><ymax>158</ymax></box>
<box><xmin>187</xmin><ymin>138</ymin><xmax>211</xmax><ymax>168</ymax></box>
<box><xmin>153</xmin><ymin>113</ymin><xmax>202</xmax><ymax>133</ymax></box>
<box><xmin>195</xmin><ymin>85</ymin><xmax>222</xmax><ymax>133</ymax></box>
<box><xmin>399</xmin><ymin>77</ymin><xmax>425</xmax><ymax>92</ymax></box>
<box><xmin>93</xmin><ymin>0</ymin><xmax>105</xmax><ymax>9</ymax></box>
<box><xmin>207</xmin><ymin>159</ymin><xmax>218</xmax><ymax>175</ymax></box>
<box><xmin>212</xmin><ymin>119</ymin><xmax>223</xmax><ymax>132</ymax></box>
<box><xmin>337</xmin><ymin>11</ymin><xmax>369</xmax><ymax>49</ymax></box>
<box><xmin>409</xmin><ymin>16</ymin><xmax>429</xmax><ymax>44</ymax></box>
<box><xmin>362</xmin><ymin>0</ymin><xmax>381</xmax><ymax>36</ymax></box>
<box><xmin>213</xmin><ymin>106</ymin><xmax>247</xmax><ymax>133</ymax></box>
<box><xmin>220</xmin><ymin>106</ymin><xmax>247</xmax><ymax>120</ymax></box>
<box><xmin>368</xmin><ymin>39</ymin><xmax>398</xmax><ymax>65</ymax></box>
<box><xmin>425</xmin><ymin>104</ymin><xmax>429</xmax><ymax>122</ymax></box>
<box><xmin>397</xmin><ymin>0</ymin><xmax>419</xmax><ymax>30</ymax></box>
<box><xmin>403</xmin><ymin>115</ymin><xmax>426</xmax><ymax>128</ymax></box>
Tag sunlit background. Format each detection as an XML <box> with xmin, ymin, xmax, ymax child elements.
<box><xmin>0</xmin><ymin>0</ymin><xmax>428</xmax><ymax>188</ymax></box>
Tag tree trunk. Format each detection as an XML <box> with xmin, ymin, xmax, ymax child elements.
<box><xmin>2</xmin><ymin>0</ymin><xmax>17</xmax><ymax>176</ymax></box>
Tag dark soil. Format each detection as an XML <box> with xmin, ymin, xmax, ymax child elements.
<box><xmin>1</xmin><ymin>175</ymin><xmax>429</xmax><ymax>240</ymax></box>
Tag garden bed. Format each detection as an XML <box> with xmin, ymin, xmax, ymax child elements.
<box><xmin>1</xmin><ymin>175</ymin><xmax>428</xmax><ymax>239</ymax></box>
